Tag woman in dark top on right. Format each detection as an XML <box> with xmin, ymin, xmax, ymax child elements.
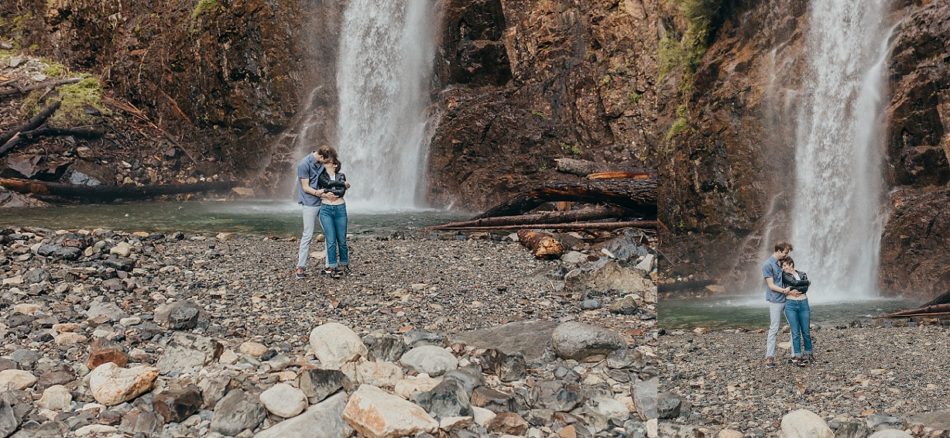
<box><xmin>781</xmin><ymin>257</ymin><xmax>813</xmax><ymax>366</ymax></box>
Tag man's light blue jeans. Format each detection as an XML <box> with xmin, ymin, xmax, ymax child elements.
<box><xmin>784</xmin><ymin>299</ymin><xmax>813</xmax><ymax>357</ymax></box>
<box><xmin>296</xmin><ymin>205</ymin><xmax>320</xmax><ymax>268</ymax></box>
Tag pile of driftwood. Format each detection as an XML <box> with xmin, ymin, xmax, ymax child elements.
<box><xmin>432</xmin><ymin>158</ymin><xmax>658</xmax><ymax>258</ymax></box>
<box><xmin>1</xmin><ymin>76</ymin><xmax>233</xmax><ymax>202</ymax></box>
<box><xmin>880</xmin><ymin>291</ymin><xmax>950</xmax><ymax>319</ymax></box>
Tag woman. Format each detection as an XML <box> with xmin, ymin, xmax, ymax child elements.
<box><xmin>315</xmin><ymin>146</ymin><xmax>350</xmax><ymax>278</ymax></box>
<box><xmin>781</xmin><ymin>257</ymin><xmax>813</xmax><ymax>365</ymax></box>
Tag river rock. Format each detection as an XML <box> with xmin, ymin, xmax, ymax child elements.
<box><xmin>254</xmin><ymin>392</ymin><xmax>350</xmax><ymax>438</ymax></box>
<box><xmin>718</xmin><ymin>429</ymin><xmax>744</xmax><ymax>438</ymax></box>
<box><xmin>565</xmin><ymin>260</ymin><xmax>654</xmax><ymax>294</ymax></box>
<box><xmin>399</xmin><ymin>345</ymin><xmax>458</xmax><ymax>377</ymax></box>
<box><xmin>88</xmin><ymin>363</ymin><xmax>158</xmax><ymax>406</ymax></box>
<box><xmin>781</xmin><ymin>409</ymin><xmax>834</xmax><ymax>438</ymax></box>
<box><xmin>394</xmin><ymin>374</ymin><xmax>442</xmax><ymax>400</ymax></box>
<box><xmin>551</xmin><ymin>321</ymin><xmax>625</xmax><ymax>361</ymax></box>
<box><xmin>211</xmin><ymin>389</ymin><xmax>267</xmax><ymax>436</ymax></box>
<box><xmin>84</xmin><ymin>300</ymin><xmax>127</xmax><ymax>323</ymax></box>
<box><xmin>609</xmin><ymin>296</ymin><xmax>639</xmax><ymax>315</ymax></box>
<box><xmin>868</xmin><ymin>431</ymin><xmax>913</xmax><ymax>438</ymax></box>
<box><xmin>472</xmin><ymin>406</ymin><xmax>496</xmax><ymax>426</ymax></box>
<box><xmin>260</xmin><ymin>383</ymin><xmax>308</xmax><ymax>418</ymax></box>
<box><xmin>534</xmin><ymin>381</ymin><xmax>584</xmax><ymax>412</ymax></box>
<box><xmin>0</xmin><ymin>399</ymin><xmax>16</xmax><ymax>438</ymax></box>
<box><xmin>479</xmin><ymin>349</ymin><xmax>527</xmax><ymax>382</ymax></box>
<box><xmin>109</xmin><ymin>242</ymin><xmax>132</xmax><ymax>257</ymax></box>
<box><xmin>412</xmin><ymin>379</ymin><xmax>472</xmax><ymax>419</ymax></box>
<box><xmin>471</xmin><ymin>387</ymin><xmax>514</xmax><ymax>413</ymax></box>
<box><xmin>488</xmin><ymin>412</ymin><xmax>529</xmax><ymax>435</ymax></box>
<box><xmin>309</xmin><ymin>322</ymin><xmax>367</xmax><ymax>369</ymax></box>
<box><xmin>155</xmin><ymin>333</ymin><xmax>223</xmax><ymax>374</ymax></box>
<box><xmin>154</xmin><ymin>300</ymin><xmax>201</xmax><ymax>330</ymax></box>
<box><xmin>299</xmin><ymin>368</ymin><xmax>349</xmax><ymax>403</ymax></box>
<box><xmin>356</xmin><ymin>361</ymin><xmax>404</xmax><ymax>388</ymax></box>
<box><xmin>657</xmin><ymin>392</ymin><xmax>682</xmax><ymax>419</ymax></box>
<box><xmin>87</xmin><ymin>338</ymin><xmax>129</xmax><ymax>369</ymax></box>
<box><xmin>239</xmin><ymin>341</ymin><xmax>268</xmax><ymax>357</ymax></box>
<box><xmin>37</xmin><ymin>385</ymin><xmax>72</xmax><ymax>411</ymax></box>
<box><xmin>342</xmin><ymin>385</ymin><xmax>439</xmax><ymax>437</ymax></box>
<box><xmin>119</xmin><ymin>408</ymin><xmax>163</xmax><ymax>436</ymax></box>
<box><xmin>363</xmin><ymin>332</ymin><xmax>407</xmax><ymax>362</ymax></box>
<box><xmin>152</xmin><ymin>384</ymin><xmax>202</xmax><ymax>423</ymax></box>
<box><xmin>633</xmin><ymin>378</ymin><xmax>657</xmax><ymax>420</ymax></box>
<box><xmin>451</xmin><ymin>320</ymin><xmax>557</xmax><ymax>362</ymax></box>
<box><xmin>0</xmin><ymin>370</ymin><xmax>36</xmax><ymax>391</ymax></box>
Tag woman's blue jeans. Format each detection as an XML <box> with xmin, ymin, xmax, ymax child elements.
<box><xmin>319</xmin><ymin>203</ymin><xmax>348</xmax><ymax>268</ymax></box>
<box><xmin>783</xmin><ymin>298</ymin><xmax>813</xmax><ymax>357</ymax></box>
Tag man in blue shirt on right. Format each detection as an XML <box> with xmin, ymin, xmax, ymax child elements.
<box><xmin>763</xmin><ymin>241</ymin><xmax>796</xmax><ymax>367</ymax></box>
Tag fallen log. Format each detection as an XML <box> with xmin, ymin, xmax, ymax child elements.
<box><xmin>588</xmin><ymin>171</ymin><xmax>654</xmax><ymax>181</ymax></box>
<box><xmin>0</xmin><ymin>126</ymin><xmax>104</xmax><ymax>156</ymax></box>
<box><xmin>432</xmin><ymin>206</ymin><xmax>633</xmax><ymax>230</ymax></box>
<box><xmin>0</xmin><ymin>77</ymin><xmax>82</xmax><ymax>98</ymax></box>
<box><xmin>0</xmin><ymin>178</ymin><xmax>237</xmax><ymax>202</ymax></box>
<box><xmin>555</xmin><ymin>158</ymin><xmax>656</xmax><ymax>178</ymax></box>
<box><xmin>436</xmin><ymin>220</ymin><xmax>659</xmax><ymax>232</ymax></box>
<box><xmin>0</xmin><ymin>100</ymin><xmax>61</xmax><ymax>153</ymax></box>
<box><xmin>476</xmin><ymin>179</ymin><xmax>656</xmax><ymax>219</ymax></box>
<box><xmin>880</xmin><ymin>303</ymin><xmax>950</xmax><ymax>319</ymax></box>
<box><xmin>923</xmin><ymin>291</ymin><xmax>950</xmax><ymax>307</ymax></box>
<box><xmin>516</xmin><ymin>229</ymin><xmax>563</xmax><ymax>259</ymax></box>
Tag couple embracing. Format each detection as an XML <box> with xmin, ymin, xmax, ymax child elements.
<box><xmin>294</xmin><ymin>145</ymin><xmax>351</xmax><ymax>280</ymax></box>
<box><xmin>763</xmin><ymin>241</ymin><xmax>813</xmax><ymax>368</ymax></box>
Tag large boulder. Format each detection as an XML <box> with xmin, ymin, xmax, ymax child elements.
<box><xmin>88</xmin><ymin>363</ymin><xmax>159</xmax><ymax>406</ymax></box>
<box><xmin>551</xmin><ymin>322</ymin><xmax>625</xmax><ymax>361</ymax></box>
<box><xmin>342</xmin><ymin>385</ymin><xmax>439</xmax><ymax>438</ymax></box>
<box><xmin>211</xmin><ymin>389</ymin><xmax>267</xmax><ymax>436</ymax></box>
<box><xmin>259</xmin><ymin>383</ymin><xmax>308</xmax><ymax>418</ymax></box>
<box><xmin>781</xmin><ymin>409</ymin><xmax>834</xmax><ymax>438</ymax></box>
<box><xmin>254</xmin><ymin>392</ymin><xmax>351</xmax><ymax>438</ymax></box>
<box><xmin>399</xmin><ymin>345</ymin><xmax>459</xmax><ymax>377</ymax></box>
<box><xmin>309</xmin><ymin>323</ymin><xmax>367</xmax><ymax>369</ymax></box>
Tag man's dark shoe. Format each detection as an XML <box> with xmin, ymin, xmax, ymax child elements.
<box><xmin>294</xmin><ymin>268</ymin><xmax>307</xmax><ymax>280</ymax></box>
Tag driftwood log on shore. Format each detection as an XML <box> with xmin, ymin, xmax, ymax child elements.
<box><xmin>555</xmin><ymin>158</ymin><xmax>656</xmax><ymax>179</ymax></box>
<box><xmin>880</xmin><ymin>303</ymin><xmax>950</xmax><ymax>319</ymax></box>
<box><xmin>475</xmin><ymin>179</ymin><xmax>657</xmax><ymax>219</ymax></box>
<box><xmin>435</xmin><ymin>220</ymin><xmax>659</xmax><ymax>232</ymax></box>
<box><xmin>0</xmin><ymin>100</ymin><xmax>61</xmax><ymax>154</ymax></box>
<box><xmin>517</xmin><ymin>229</ymin><xmax>563</xmax><ymax>259</ymax></box>
<box><xmin>0</xmin><ymin>178</ymin><xmax>237</xmax><ymax>202</ymax></box>
<box><xmin>0</xmin><ymin>126</ymin><xmax>105</xmax><ymax>157</ymax></box>
<box><xmin>0</xmin><ymin>77</ymin><xmax>81</xmax><ymax>98</ymax></box>
<box><xmin>431</xmin><ymin>206</ymin><xmax>633</xmax><ymax>230</ymax></box>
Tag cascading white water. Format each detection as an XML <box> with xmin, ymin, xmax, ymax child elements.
<box><xmin>333</xmin><ymin>0</ymin><xmax>437</xmax><ymax>212</ymax></box>
<box><xmin>789</xmin><ymin>0</ymin><xmax>892</xmax><ymax>300</ymax></box>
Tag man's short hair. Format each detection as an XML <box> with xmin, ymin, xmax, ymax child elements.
<box><xmin>774</xmin><ymin>241</ymin><xmax>793</xmax><ymax>252</ymax></box>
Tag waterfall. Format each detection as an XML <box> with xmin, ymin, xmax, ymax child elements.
<box><xmin>789</xmin><ymin>0</ymin><xmax>892</xmax><ymax>300</ymax></box>
<box><xmin>333</xmin><ymin>0</ymin><xmax>438</xmax><ymax>212</ymax></box>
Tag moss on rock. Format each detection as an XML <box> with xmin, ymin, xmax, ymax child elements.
<box><xmin>21</xmin><ymin>75</ymin><xmax>111</xmax><ymax>127</ymax></box>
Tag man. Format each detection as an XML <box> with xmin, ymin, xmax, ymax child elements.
<box><xmin>763</xmin><ymin>241</ymin><xmax>796</xmax><ymax>367</ymax></box>
<box><xmin>294</xmin><ymin>149</ymin><xmax>327</xmax><ymax>279</ymax></box>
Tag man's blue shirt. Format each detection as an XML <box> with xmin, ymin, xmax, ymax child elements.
<box><xmin>296</xmin><ymin>153</ymin><xmax>324</xmax><ymax>207</ymax></box>
<box><xmin>763</xmin><ymin>255</ymin><xmax>786</xmax><ymax>303</ymax></box>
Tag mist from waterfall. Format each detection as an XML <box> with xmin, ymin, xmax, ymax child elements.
<box><xmin>789</xmin><ymin>0</ymin><xmax>892</xmax><ymax>300</ymax></box>
<box><xmin>333</xmin><ymin>0</ymin><xmax>438</xmax><ymax>212</ymax></box>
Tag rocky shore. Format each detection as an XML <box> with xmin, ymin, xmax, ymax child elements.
<box><xmin>659</xmin><ymin>326</ymin><xmax>950</xmax><ymax>437</ymax></box>
<box><xmin>0</xmin><ymin>227</ymin><xmax>657</xmax><ymax>437</ymax></box>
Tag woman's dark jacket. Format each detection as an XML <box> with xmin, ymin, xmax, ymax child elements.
<box><xmin>317</xmin><ymin>170</ymin><xmax>347</xmax><ymax>198</ymax></box>
<box><xmin>782</xmin><ymin>270</ymin><xmax>810</xmax><ymax>293</ymax></box>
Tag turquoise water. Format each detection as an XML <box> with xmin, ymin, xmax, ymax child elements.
<box><xmin>660</xmin><ymin>295</ymin><xmax>918</xmax><ymax>329</ymax></box>
<box><xmin>0</xmin><ymin>201</ymin><xmax>470</xmax><ymax>237</ymax></box>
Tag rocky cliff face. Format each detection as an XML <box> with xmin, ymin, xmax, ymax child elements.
<box><xmin>428</xmin><ymin>0</ymin><xmax>660</xmax><ymax>209</ymax></box>
<box><xmin>1</xmin><ymin>0</ymin><xmax>341</xmax><ymax>188</ymax></box>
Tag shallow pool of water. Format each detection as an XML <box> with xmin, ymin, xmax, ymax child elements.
<box><xmin>0</xmin><ymin>201</ymin><xmax>470</xmax><ymax>237</ymax></box>
<box><xmin>660</xmin><ymin>295</ymin><xmax>918</xmax><ymax>329</ymax></box>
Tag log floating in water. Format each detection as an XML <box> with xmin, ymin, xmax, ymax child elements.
<box><xmin>475</xmin><ymin>179</ymin><xmax>657</xmax><ymax>219</ymax></box>
<box><xmin>0</xmin><ymin>100</ymin><xmax>61</xmax><ymax>155</ymax></box>
<box><xmin>516</xmin><ymin>229</ymin><xmax>563</xmax><ymax>259</ymax></box>
<box><xmin>0</xmin><ymin>178</ymin><xmax>238</xmax><ymax>202</ymax></box>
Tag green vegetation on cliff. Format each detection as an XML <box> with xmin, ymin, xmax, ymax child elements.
<box><xmin>21</xmin><ymin>74</ymin><xmax>110</xmax><ymax>127</ymax></box>
<box><xmin>192</xmin><ymin>0</ymin><xmax>220</xmax><ymax>19</ymax></box>
<box><xmin>660</xmin><ymin>0</ymin><xmax>723</xmax><ymax>140</ymax></box>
